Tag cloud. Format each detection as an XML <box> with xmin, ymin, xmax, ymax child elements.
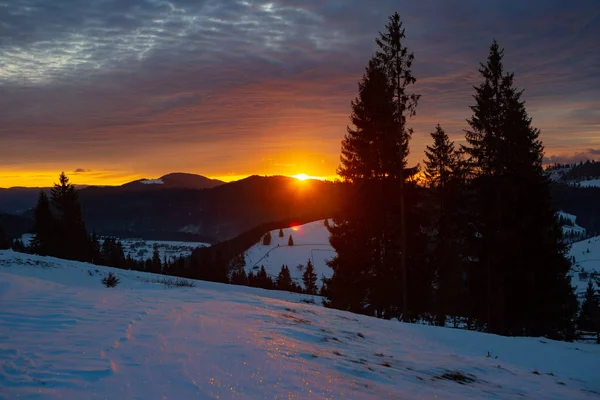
<box><xmin>0</xmin><ymin>0</ymin><xmax>599</xmax><ymax>180</ymax></box>
<box><xmin>544</xmin><ymin>150</ymin><xmax>600</xmax><ymax>165</ymax></box>
<box><xmin>73</xmin><ymin>168</ymin><xmax>91</xmax><ymax>174</ymax></box>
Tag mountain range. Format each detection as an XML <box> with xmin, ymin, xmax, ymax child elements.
<box><xmin>0</xmin><ymin>173</ymin><xmax>341</xmax><ymax>242</ymax></box>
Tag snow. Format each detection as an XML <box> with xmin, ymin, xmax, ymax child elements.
<box><xmin>1</xmin><ymin>249</ymin><xmax>599</xmax><ymax>399</ymax></box>
<box><xmin>19</xmin><ymin>235</ymin><xmax>208</xmax><ymax>262</ymax></box>
<box><xmin>577</xmin><ymin>179</ymin><xmax>600</xmax><ymax>188</ymax></box>
<box><xmin>558</xmin><ymin>211</ymin><xmax>587</xmax><ymax>238</ymax></box>
<box><xmin>140</xmin><ymin>178</ymin><xmax>164</xmax><ymax>185</ymax></box>
<box><xmin>119</xmin><ymin>238</ymin><xmax>209</xmax><ymax>262</ymax></box>
<box><xmin>569</xmin><ymin>235</ymin><xmax>600</xmax><ymax>295</ymax></box>
<box><xmin>243</xmin><ymin>220</ymin><xmax>335</xmax><ymax>288</ymax></box>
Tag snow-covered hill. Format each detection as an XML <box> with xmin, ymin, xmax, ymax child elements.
<box><xmin>1</xmin><ymin>250</ymin><xmax>599</xmax><ymax>399</ymax></box>
<box><xmin>244</xmin><ymin>220</ymin><xmax>335</xmax><ymax>288</ymax></box>
<box><xmin>546</xmin><ymin>163</ymin><xmax>600</xmax><ymax>187</ymax></box>
<box><xmin>569</xmin><ymin>235</ymin><xmax>600</xmax><ymax>295</ymax></box>
<box><xmin>558</xmin><ymin>211</ymin><xmax>587</xmax><ymax>243</ymax></box>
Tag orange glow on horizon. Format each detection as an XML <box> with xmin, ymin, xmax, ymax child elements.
<box><xmin>292</xmin><ymin>173</ymin><xmax>326</xmax><ymax>181</ymax></box>
<box><xmin>0</xmin><ymin>169</ymin><xmax>340</xmax><ymax>188</ymax></box>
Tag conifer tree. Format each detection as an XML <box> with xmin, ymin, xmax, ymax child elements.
<box><xmin>288</xmin><ymin>234</ymin><xmax>294</xmax><ymax>246</ymax></box>
<box><xmin>577</xmin><ymin>279</ymin><xmax>599</xmax><ymax>333</ymax></box>
<box><xmin>50</xmin><ymin>172</ymin><xmax>90</xmax><ymax>261</ymax></box>
<box><xmin>326</xmin><ymin>12</ymin><xmax>421</xmax><ymax>320</ymax></box>
<box><xmin>151</xmin><ymin>244</ymin><xmax>162</xmax><ymax>273</ymax></box>
<box><xmin>375</xmin><ymin>12</ymin><xmax>420</xmax><ymax>321</ymax></box>
<box><xmin>302</xmin><ymin>259</ymin><xmax>318</xmax><ymax>295</ymax></box>
<box><xmin>276</xmin><ymin>265</ymin><xmax>293</xmax><ymax>291</ymax></box>
<box><xmin>262</xmin><ymin>231</ymin><xmax>272</xmax><ymax>246</ymax></box>
<box><xmin>278</xmin><ymin>228</ymin><xmax>284</xmax><ymax>238</ymax></box>
<box><xmin>463</xmin><ymin>41</ymin><xmax>577</xmax><ymax>338</ymax></box>
<box><xmin>31</xmin><ymin>191</ymin><xmax>55</xmax><ymax>256</ymax></box>
<box><xmin>230</xmin><ymin>268</ymin><xmax>248</xmax><ymax>286</ymax></box>
<box><xmin>255</xmin><ymin>265</ymin><xmax>273</xmax><ymax>289</ymax></box>
<box><xmin>423</xmin><ymin>125</ymin><xmax>468</xmax><ymax>322</ymax></box>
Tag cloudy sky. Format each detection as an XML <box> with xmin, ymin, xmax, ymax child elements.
<box><xmin>1</xmin><ymin>0</ymin><xmax>598</xmax><ymax>186</ymax></box>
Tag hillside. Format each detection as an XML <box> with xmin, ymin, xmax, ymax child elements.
<box><xmin>570</xmin><ymin>235</ymin><xmax>600</xmax><ymax>296</ymax></box>
<box><xmin>1</xmin><ymin>249</ymin><xmax>599</xmax><ymax>399</ymax></box>
<box><xmin>0</xmin><ymin>175</ymin><xmax>342</xmax><ymax>242</ymax></box>
<box><xmin>244</xmin><ymin>220</ymin><xmax>335</xmax><ymax>288</ymax></box>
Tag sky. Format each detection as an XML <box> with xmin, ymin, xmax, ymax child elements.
<box><xmin>1</xmin><ymin>0</ymin><xmax>599</xmax><ymax>187</ymax></box>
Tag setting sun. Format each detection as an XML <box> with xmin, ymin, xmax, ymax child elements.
<box><xmin>293</xmin><ymin>173</ymin><xmax>326</xmax><ymax>181</ymax></box>
<box><xmin>294</xmin><ymin>173</ymin><xmax>310</xmax><ymax>181</ymax></box>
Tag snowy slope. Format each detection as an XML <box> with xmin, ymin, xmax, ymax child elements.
<box><xmin>558</xmin><ymin>211</ymin><xmax>587</xmax><ymax>239</ymax></box>
<box><xmin>244</xmin><ymin>220</ymin><xmax>335</xmax><ymax>288</ymax></box>
<box><xmin>578</xmin><ymin>179</ymin><xmax>600</xmax><ymax>188</ymax></box>
<box><xmin>19</xmin><ymin>234</ymin><xmax>208</xmax><ymax>262</ymax></box>
<box><xmin>569</xmin><ymin>235</ymin><xmax>600</xmax><ymax>295</ymax></box>
<box><xmin>1</xmin><ymin>250</ymin><xmax>599</xmax><ymax>399</ymax></box>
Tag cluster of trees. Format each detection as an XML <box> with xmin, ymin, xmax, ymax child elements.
<box><xmin>24</xmin><ymin>173</ymin><xmax>189</xmax><ymax>275</ymax></box>
<box><xmin>552</xmin><ymin>185</ymin><xmax>600</xmax><ymax>236</ymax></box>
<box><xmin>229</xmin><ymin>257</ymin><xmax>319</xmax><ymax>295</ymax></box>
<box><xmin>262</xmin><ymin>230</ymin><xmax>294</xmax><ymax>246</ymax></box>
<box><xmin>578</xmin><ymin>280</ymin><xmax>600</xmax><ymax>342</ymax></box>
<box><xmin>323</xmin><ymin>13</ymin><xmax>578</xmax><ymax>340</ymax></box>
<box><xmin>548</xmin><ymin>160</ymin><xmax>600</xmax><ymax>183</ymax></box>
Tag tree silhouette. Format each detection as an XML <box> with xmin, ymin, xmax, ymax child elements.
<box><xmin>302</xmin><ymin>259</ymin><xmax>318</xmax><ymax>295</ymax></box>
<box><xmin>31</xmin><ymin>191</ymin><xmax>55</xmax><ymax>256</ymax></box>
<box><xmin>462</xmin><ymin>41</ymin><xmax>577</xmax><ymax>338</ymax></box>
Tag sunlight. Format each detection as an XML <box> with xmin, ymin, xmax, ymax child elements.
<box><xmin>294</xmin><ymin>173</ymin><xmax>310</xmax><ymax>181</ymax></box>
<box><xmin>293</xmin><ymin>173</ymin><xmax>326</xmax><ymax>181</ymax></box>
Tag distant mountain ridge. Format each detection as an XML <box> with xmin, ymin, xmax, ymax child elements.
<box><xmin>122</xmin><ymin>173</ymin><xmax>224</xmax><ymax>190</ymax></box>
<box><xmin>0</xmin><ymin>173</ymin><xmax>225</xmax><ymax>214</ymax></box>
<box><xmin>0</xmin><ymin>174</ymin><xmax>342</xmax><ymax>243</ymax></box>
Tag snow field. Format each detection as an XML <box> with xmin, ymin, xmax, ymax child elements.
<box><xmin>244</xmin><ymin>220</ymin><xmax>335</xmax><ymax>288</ymax></box>
<box><xmin>1</xmin><ymin>249</ymin><xmax>599</xmax><ymax>399</ymax></box>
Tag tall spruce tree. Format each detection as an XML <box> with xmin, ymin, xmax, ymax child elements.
<box><xmin>423</xmin><ymin>125</ymin><xmax>468</xmax><ymax>323</ymax></box>
<box><xmin>375</xmin><ymin>12</ymin><xmax>420</xmax><ymax>321</ymax></box>
<box><xmin>50</xmin><ymin>172</ymin><xmax>90</xmax><ymax>261</ymax></box>
<box><xmin>463</xmin><ymin>41</ymin><xmax>577</xmax><ymax>338</ymax></box>
<box><xmin>31</xmin><ymin>191</ymin><xmax>55</xmax><ymax>256</ymax></box>
<box><xmin>326</xmin><ymin>13</ymin><xmax>420</xmax><ymax>320</ymax></box>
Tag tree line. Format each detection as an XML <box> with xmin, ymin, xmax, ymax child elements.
<box><xmin>322</xmin><ymin>12</ymin><xmax>587</xmax><ymax>340</ymax></box>
<box><xmin>17</xmin><ymin>174</ymin><xmax>322</xmax><ymax>295</ymax></box>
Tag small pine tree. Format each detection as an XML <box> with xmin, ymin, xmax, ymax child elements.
<box><xmin>50</xmin><ymin>173</ymin><xmax>90</xmax><ymax>261</ymax></box>
<box><xmin>230</xmin><ymin>268</ymin><xmax>248</xmax><ymax>286</ymax></box>
<box><xmin>288</xmin><ymin>234</ymin><xmax>294</xmax><ymax>246</ymax></box>
<box><xmin>276</xmin><ymin>265</ymin><xmax>293</xmax><ymax>291</ymax></box>
<box><xmin>302</xmin><ymin>259</ymin><xmax>318</xmax><ymax>294</ymax></box>
<box><xmin>102</xmin><ymin>272</ymin><xmax>120</xmax><ymax>288</ymax></box>
<box><xmin>278</xmin><ymin>228</ymin><xmax>284</xmax><ymax>238</ymax></box>
<box><xmin>255</xmin><ymin>266</ymin><xmax>273</xmax><ymax>289</ymax></box>
<box><xmin>151</xmin><ymin>244</ymin><xmax>162</xmax><ymax>274</ymax></box>
<box><xmin>262</xmin><ymin>231</ymin><xmax>272</xmax><ymax>246</ymax></box>
<box><xmin>578</xmin><ymin>279</ymin><xmax>599</xmax><ymax>333</ymax></box>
